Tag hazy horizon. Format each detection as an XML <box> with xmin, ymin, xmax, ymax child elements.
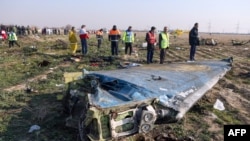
<box><xmin>1</xmin><ymin>0</ymin><xmax>250</xmax><ymax>33</ymax></box>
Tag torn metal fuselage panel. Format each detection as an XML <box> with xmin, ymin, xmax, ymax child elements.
<box><xmin>63</xmin><ymin>58</ymin><xmax>232</xmax><ymax>141</ymax></box>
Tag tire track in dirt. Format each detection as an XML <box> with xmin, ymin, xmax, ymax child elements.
<box><xmin>3</xmin><ymin>70</ymin><xmax>52</xmax><ymax>92</ymax></box>
<box><xmin>3</xmin><ymin>63</ymin><xmax>71</xmax><ymax>92</ymax></box>
<box><xmin>218</xmin><ymin>78</ymin><xmax>250</xmax><ymax>123</ymax></box>
<box><xmin>233</xmin><ymin>62</ymin><xmax>250</xmax><ymax>72</ymax></box>
<box><xmin>196</xmin><ymin>49</ymin><xmax>214</xmax><ymax>59</ymax></box>
<box><xmin>219</xmin><ymin>46</ymin><xmax>249</xmax><ymax>58</ymax></box>
<box><xmin>168</xmin><ymin>49</ymin><xmax>188</xmax><ymax>61</ymax></box>
<box><xmin>202</xmin><ymin>48</ymin><xmax>228</xmax><ymax>58</ymax></box>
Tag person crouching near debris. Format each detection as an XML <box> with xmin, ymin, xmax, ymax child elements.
<box><xmin>8</xmin><ymin>30</ymin><xmax>20</xmax><ymax>48</ymax></box>
<box><xmin>68</xmin><ymin>26</ymin><xmax>78</xmax><ymax>56</ymax></box>
<box><xmin>108</xmin><ymin>25</ymin><xmax>121</xmax><ymax>56</ymax></box>
<box><xmin>122</xmin><ymin>26</ymin><xmax>134</xmax><ymax>56</ymax></box>
<box><xmin>159</xmin><ymin>26</ymin><xmax>170</xmax><ymax>64</ymax></box>
<box><xmin>145</xmin><ymin>26</ymin><xmax>157</xmax><ymax>64</ymax></box>
<box><xmin>96</xmin><ymin>28</ymin><xmax>104</xmax><ymax>49</ymax></box>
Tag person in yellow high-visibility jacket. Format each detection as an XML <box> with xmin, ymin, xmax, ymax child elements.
<box><xmin>159</xmin><ymin>26</ymin><xmax>170</xmax><ymax>64</ymax></box>
<box><xmin>68</xmin><ymin>27</ymin><xmax>78</xmax><ymax>55</ymax></box>
<box><xmin>8</xmin><ymin>30</ymin><xmax>20</xmax><ymax>48</ymax></box>
<box><xmin>122</xmin><ymin>26</ymin><xmax>134</xmax><ymax>55</ymax></box>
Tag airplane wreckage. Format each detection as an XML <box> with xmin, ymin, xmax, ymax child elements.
<box><xmin>62</xmin><ymin>57</ymin><xmax>233</xmax><ymax>141</ymax></box>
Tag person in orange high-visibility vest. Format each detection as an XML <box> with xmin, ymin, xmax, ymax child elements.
<box><xmin>96</xmin><ymin>28</ymin><xmax>103</xmax><ymax>49</ymax></box>
<box><xmin>145</xmin><ymin>26</ymin><xmax>157</xmax><ymax>64</ymax></box>
<box><xmin>68</xmin><ymin>26</ymin><xmax>78</xmax><ymax>56</ymax></box>
<box><xmin>108</xmin><ymin>25</ymin><xmax>121</xmax><ymax>56</ymax></box>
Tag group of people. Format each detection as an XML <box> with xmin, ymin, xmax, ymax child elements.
<box><xmin>1</xmin><ymin>28</ymin><xmax>21</xmax><ymax>48</ymax></box>
<box><xmin>68</xmin><ymin>24</ymin><xmax>134</xmax><ymax>56</ymax></box>
<box><xmin>68</xmin><ymin>23</ymin><xmax>200</xmax><ymax>63</ymax></box>
<box><xmin>144</xmin><ymin>22</ymin><xmax>199</xmax><ymax>64</ymax></box>
<box><xmin>0</xmin><ymin>24</ymin><xmax>38</xmax><ymax>36</ymax></box>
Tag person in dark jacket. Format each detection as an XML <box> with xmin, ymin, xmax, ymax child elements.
<box><xmin>108</xmin><ymin>25</ymin><xmax>121</xmax><ymax>55</ymax></box>
<box><xmin>189</xmin><ymin>23</ymin><xmax>199</xmax><ymax>61</ymax></box>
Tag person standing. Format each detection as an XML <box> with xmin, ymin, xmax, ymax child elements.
<box><xmin>159</xmin><ymin>26</ymin><xmax>170</xmax><ymax>64</ymax></box>
<box><xmin>95</xmin><ymin>28</ymin><xmax>104</xmax><ymax>49</ymax></box>
<box><xmin>1</xmin><ymin>29</ymin><xmax>7</xmax><ymax>40</ymax></box>
<box><xmin>79</xmin><ymin>25</ymin><xmax>89</xmax><ymax>55</ymax></box>
<box><xmin>108</xmin><ymin>25</ymin><xmax>121</xmax><ymax>56</ymax></box>
<box><xmin>8</xmin><ymin>30</ymin><xmax>20</xmax><ymax>48</ymax></box>
<box><xmin>189</xmin><ymin>23</ymin><xmax>199</xmax><ymax>61</ymax></box>
<box><xmin>122</xmin><ymin>26</ymin><xmax>134</xmax><ymax>55</ymax></box>
<box><xmin>68</xmin><ymin>26</ymin><xmax>78</xmax><ymax>56</ymax></box>
<box><xmin>145</xmin><ymin>26</ymin><xmax>157</xmax><ymax>64</ymax></box>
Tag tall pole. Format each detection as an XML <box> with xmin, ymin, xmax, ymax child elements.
<box><xmin>208</xmin><ymin>21</ymin><xmax>211</xmax><ymax>34</ymax></box>
<box><xmin>236</xmin><ymin>22</ymin><xmax>239</xmax><ymax>34</ymax></box>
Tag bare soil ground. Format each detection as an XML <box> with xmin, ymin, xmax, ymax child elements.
<box><xmin>1</xmin><ymin>32</ymin><xmax>249</xmax><ymax>141</ymax></box>
<box><xmin>151</xmin><ymin>33</ymin><xmax>250</xmax><ymax>141</ymax></box>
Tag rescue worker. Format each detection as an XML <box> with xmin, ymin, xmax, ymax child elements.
<box><xmin>79</xmin><ymin>25</ymin><xmax>89</xmax><ymax>55</ymax></box>
<box><xmin>68</xmin><ymin>26</ymin><xmax>78</xmax><ymax>56</ymax></box>
<box><xmin>122</xmin><ymin>26</ymin><xmax>134</xmax><ymax>55</ymax></box>
<box><xmin>8</xmin><ymin>30</ymin><xmax>20</xmax><ymax>48</ymax></box>
<box><xmin>108</xmin><ymin>25</ymin><xmax>121</xmax><ymax>56</ymax></box>
<box><xmin>145</xmin><ymin>26</ymin><xmax>157</xmax><ymax>64</ymax></box>
<box><xmin>189</xmin><ymin>23</ymin><xmax>199</xmax><ymax>61</ymax></box>
<box><xmin>159</xmin><ymin>26</ymin><xmax>170</xmax><ymax>64</ymax></box>
<box><xmin>96</xmin><ymin>28</ymin><xmax>104</xmax><ymax>49</ymax></box>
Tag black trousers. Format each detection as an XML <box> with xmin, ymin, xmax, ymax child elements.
<box><xmin>97</xmin><ymin>39</ymin><xmax>102</xmax><ymax>49</ymax></box>
<box><xmin>160</xmin><ymin>48</ymin><xmax>167</xmax><ymax>64</ymax></box>
<box><xmin>111</xmin><ymin>41</ymin><xmax>119</xmax><ymax>55</ymax></box>
<box><xmin>9</xmin><ymin>41</ymin><xmax>20</xmax><ymax>47</ymax></box>
<box><xmin>147</xmin><ymin>44</ymin><xmax>155</xmax><ymax>63</ymax></box>
<box><xmin>125</xmin><ymin>42</ymin><xmax>132</xmax><ymax>55</ymax></box>
<box><xmin>190</xmin><ymin>44</ymin><xmax>197</xmax><ymax>61</ymax></box>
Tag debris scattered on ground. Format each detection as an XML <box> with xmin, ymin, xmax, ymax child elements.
<box><xmin>28</xmin><ymin>125</ymin><xmax>41</xmax><ymax>133</ymax></box>
<box><xmin>231</xmin><ymin>40</ymin><xmax>250</xmax><ymax>46</ymax></box>
<box><xmin>200</xmin><ymin>38</ymin><xmax>217</xmax><ymax>46</ymax></box>
<box><xmin>119</xmin><ymin>61</ymin><xmax>142</xmax><ymax>68</ymax></box>
<box><xmin>23</xmin><ymin>46</ymin><xmax>38</xmax><ymax>54</ymax></box>
<box><xmin>63</xmin><ymin>72</ymin><xmax>82</xmax><ymax>83</ymax></box>
<box><xmin>213</xmin><ymin>99</ymin><xmax>225</xmax><ymax>111</ymax></box>
<box><xmin>142</xmin><ymin>42</ymin><xmax>147</xmax><ymax>48</ymax></box>
<box><xmin>56</xmin><ymin>84</ymin><xmax>65</xmax><ymax>87</ymax></box>
<box><xmin>38</xmin><ymin>60</ymin><xmax>50</xmax><ymax>67</ymax></box>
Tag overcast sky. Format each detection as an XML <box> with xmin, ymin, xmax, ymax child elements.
<box><xmin>1</xmin><ymin>0</ymin><xmax>250</xmax><ymax>33</ymax></box>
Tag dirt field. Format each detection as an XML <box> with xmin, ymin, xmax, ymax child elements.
<box><xmin>0</xmin><ymin>32</ymin><xmax>249</xmax><ymax>141</ymax></box>
<box><xmin>125</xmin><ymin>32</ymin><xmax>250</xmax><ymax>141</ymax></box>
